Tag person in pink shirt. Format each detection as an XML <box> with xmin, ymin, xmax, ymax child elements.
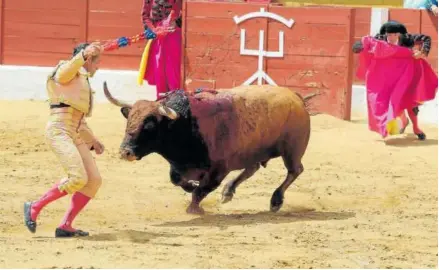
<box><xmin>141</xmin><ymin>0</ymin><xmax>182</xmax><ymax>100</ymax></box>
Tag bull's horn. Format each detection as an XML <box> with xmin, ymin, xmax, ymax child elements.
<box><xmin>103</xmin><ymin>81</ymin><xmax>132</xmax><ymax>108</ymax></box>
<box><xmin>158</xmin><ymin>105</ymin><xmax>179</xmax><ymax>120</ymax></box>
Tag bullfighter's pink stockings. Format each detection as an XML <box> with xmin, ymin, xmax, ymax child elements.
<box><xmin>31</xmin><ymin>183</ymin><xmax>67</xmax><ymax>221</ymax></box>
<box><xmin>58</xmin><ymin>192</ymin><xmax>91</xmax><ymax>232</ymax></box>
<box><xmin>408</xmin><ymin>106</ymin><xmax>426</xmax><ymax>140</ymax></box>
<box><xmin>399</xmin><ymin>111</ymin><xmax>409</xmax><ymax>133</ymax></box>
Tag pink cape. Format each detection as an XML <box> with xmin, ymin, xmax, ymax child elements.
<box><xmin>356</xmin><ymin>36</ymin><xmax>438</xmax><ymax>138</ymax></box>
<box><xmin>144</xmin><ymin>25</ymin><xmax>182</xmax><ymax>100</ymax></box>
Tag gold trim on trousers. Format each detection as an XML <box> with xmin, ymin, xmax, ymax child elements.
<box><xmin>45</xmin><ymin>107</ymin><xmax>102</xmax><ymax>198</ymax></box>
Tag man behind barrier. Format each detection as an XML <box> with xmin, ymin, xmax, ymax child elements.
<box><xmin>23</xmin><ymin>42</ymin><xmax>105</xmax><ymax>238</ymax></box>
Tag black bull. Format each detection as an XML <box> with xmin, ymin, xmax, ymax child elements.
<box><xmin>103</xmin><ymin>82</ymin><xmax>316</xmax><ymax>215</ymax></box>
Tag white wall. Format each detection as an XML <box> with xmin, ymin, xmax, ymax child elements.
<box><xmin>351</xmin><ymin>84</ymin><xmax>438</xmax><ymax>125</ymax></box>
<box><xmin>0</xmin><ymin>65</ymin><xmax>437</xmax><ymax>125</ymax></box>
<box><xmin>0</xmin><ymin>65</ymin><xmax>156</xmax><ymax>103</ymax></box>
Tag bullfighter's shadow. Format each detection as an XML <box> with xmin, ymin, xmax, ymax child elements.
<box><xmin>155</xmin><ymin>209</ymin><xmax>355</xmax><ymax>229</ymax></box>
<box><xmin>83</xmin><ymin>230</ymin><xmax>180</xmax><ymax>243</ymax></box>
<box><xmin>384</xmin><ymin>135</ymin><xmax>438</xmax><ymax>147</ymax></box>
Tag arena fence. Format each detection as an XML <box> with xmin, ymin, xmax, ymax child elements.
<box><xmin>0</xmin><ymin>0</ymin><xmax>436</xmax><ymax>120</ymax></box>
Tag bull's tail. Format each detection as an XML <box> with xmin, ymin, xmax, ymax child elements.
<box><xmin>296</xmin><ymin>91</ymin><xmax>321</xmax><ymax>116</ymax></box>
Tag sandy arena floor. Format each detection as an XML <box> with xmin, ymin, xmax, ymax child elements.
<box><xmin>0</xmin><ymin>100</ymin><xmax>437</xmax><ymax>269</ymax></box>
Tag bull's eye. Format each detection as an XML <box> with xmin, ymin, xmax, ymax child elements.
<box><xmin>144</xmin><ymin>121</ymin><xmax>156</xmax><ymax>130</ymax></box>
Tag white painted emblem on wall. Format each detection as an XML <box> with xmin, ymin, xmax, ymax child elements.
<box><xmin>233</xmin><ymin>8</ymin><xmax>295</xmax><ymax>86</ymax></box>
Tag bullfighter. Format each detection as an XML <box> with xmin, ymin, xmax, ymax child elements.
<box><xmin>23</xmin><ymin>42</ymin><xmax>105</xmax><ymax>237</ymax></box>
<box><xmin>353</xmin><ymin>20</ymin><xmax>437</xmax><ymax>140</ymax></box>
<box><xmin>140</xmin><ymin>0</ymin><xmax>182</xmax><ymax>100</ymax></box>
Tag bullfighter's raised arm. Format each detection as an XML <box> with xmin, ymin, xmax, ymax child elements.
<box><xmin>52</xmin><ymin>50</ymin><xmax>86</xmax><ymax>84</ymax></box>
<box><xmin>410</xmin><ymin>34</ymin><xmax>432</xmax><ymax>56</ymax></box>
<box><xmin>166</xmin><ymin>0</ymin><xmax>182</xmax><ymax>23</ymax></box>
<box><xmin>352</xmin><ymin>36</ymin><xmax>373</xmax><ymax>54</ymax></box>
<box><xmin>141</xmin><ymin>0</ymin><xmax>155</xmax><ymax>31</ymax></box>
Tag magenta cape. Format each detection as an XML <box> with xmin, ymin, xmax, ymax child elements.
<box><xmin>143</xmin><ymin>28</ymin><xmax>182</xmax><ymax>100</ymax></box>
<box><xmin>356</xmin><ymin>36</ymin><xmax>438</xmax><ymax>137</ymax></box>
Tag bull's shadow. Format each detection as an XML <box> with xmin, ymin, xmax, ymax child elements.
<box><xmin>155</xmin><ymin>208</ymin><xmax>355</xmax><ymax>229</ymax></box>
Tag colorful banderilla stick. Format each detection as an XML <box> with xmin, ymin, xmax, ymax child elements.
<box><xmin>100</xmin><ymin>29</ymin><xmax>157</xmax><ymax>86</ymax></box>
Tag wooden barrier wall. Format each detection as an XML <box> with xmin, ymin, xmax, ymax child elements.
<box><xmin>0</xmin><ymin>1</ymin><xmax>437</xmax><ymax>119</ymax></box>
<box><xmin>0</xmin><ymin>0</ymin><xmax>145</xmax><ymax>68</ymax></box>
<box><xmin>88</xmin><ymin>0</ymin><xmax>145</xmax><ymax>69</ymax></box>
<box><xmin>1</xmin><ymin>0</ymin><xmax>84</xmax><ymax>66</ymax></box>
<box><xmin>277</xmin><ymin>0</ymin><xmax>403</xmax><ymax>7</ymax></box>
<box><xmin>183</xmin><ymin>2</ymin><xmax>355</xmax><ymax>119</ymax></box>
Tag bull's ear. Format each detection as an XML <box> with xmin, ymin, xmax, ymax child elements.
<box><xmin>121</xmin><ymin>107</ymin><xmax>131</xmax><ymax>119</ymax></box>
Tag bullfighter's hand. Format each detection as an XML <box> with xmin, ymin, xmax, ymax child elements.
<box><xmin>83</xmin><ymin>43</ymin><xmax>103</xmax><ymax>59</ymax></box>
<box><xmin>412</xmin><ymin>49</ymin><xmax>425</xmax><ymax>59</ymax></box>
<box><xmin>92</xmin><ymin>140</ymin><xmax>105</xmax><ymax>155</ymax></box>
<box><xmin>166</xmin><ymin>25</ymin><xmax>176</xmax><ymax>32</ymax></box>
<box><xmin>352</xmin><ymin>41</ymin><xmax>363</xmax><ymax>53</ymax></box>
<box><xmin>163</xmin><ymin>20</ymin><xmax>176</xmax><ymax>32</ymax></box>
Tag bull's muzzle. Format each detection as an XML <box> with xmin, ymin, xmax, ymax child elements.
<box><xmin>120</xmin><ymin>147</ymin><xmax>137</xmax><ymax>161</ymax></box>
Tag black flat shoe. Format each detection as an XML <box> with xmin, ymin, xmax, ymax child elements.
<box><xmin>416</xmin><ymin>132</ymin><xmax>426</xmax><ymax>141</ymax></box>
<box><xmin>55</xmin><ymin>228</ymin><xmax>89</xmax><ymax>238</ymax></box>
<box><xmin>23</xmin><ymin>202</ymin><xmax>37</xmax><ymax>233</ymax></box>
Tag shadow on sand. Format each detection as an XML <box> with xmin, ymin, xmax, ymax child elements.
<box><xmin>75</xmin><ymin>209</ymin><xmax>355</xmax><ymax>243</ymax></box>
<box><xmin>154</xmin><ymin>208</ymin><xmax>356</xmax><ymax>229</ymax></box>
<box><xmin>349</xmin><ymin>118</ymin><xmax>368</xmax><ymax>125</ymax></box>
<box><xmin>83</xmin><ymin>230</ymin><xmax>179</xmax><ymax>243</ymax></box>
<box><xmin>384</xmin><ymin>135</ymin><xmax>438</xmax><ymax>147</ymax></box>
<box><xmin>32</xmin><ymin>230</ymin><xmax>183</xmax><ymax>243</ymax></box>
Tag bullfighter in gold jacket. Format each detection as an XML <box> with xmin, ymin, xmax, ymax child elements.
<box><xmin>24</xmin><ymin>42</ymin><xmax>105</xmax><ymax>237</ymax></box>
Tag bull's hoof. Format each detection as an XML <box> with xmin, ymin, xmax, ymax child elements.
<box><xmin>270</xmin><ymin>190</ymin><xmax>284</xmax><ymax>213</ymax></box>
<box><xmin>221</xmin><ymin>184</ymin><xmax>235</xmax><ymax>204</ymax></box>
<box><xmin>270</xmin><ymin>204</ymin><xmax>283</xmax><ymax>213</ymax></box>
<box><xmin>181</xmin><ymin>185</ymin><xmax>196</xmax><ymax>193</ymax></box>
<box><xmin>221</xmin><ymin>192</ymin><xmax>234</xmax><ymax>204</ymax></box>
<box><xmin>186</xmin><ymin>204</ymin><xmax>205</xmax><ymax>215</ymax></box>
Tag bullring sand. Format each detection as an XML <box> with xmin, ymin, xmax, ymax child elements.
<box><xmin>0</xmin><ymin>100</ymin><xmax>437</xmax><ymax>268</ymax></box>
